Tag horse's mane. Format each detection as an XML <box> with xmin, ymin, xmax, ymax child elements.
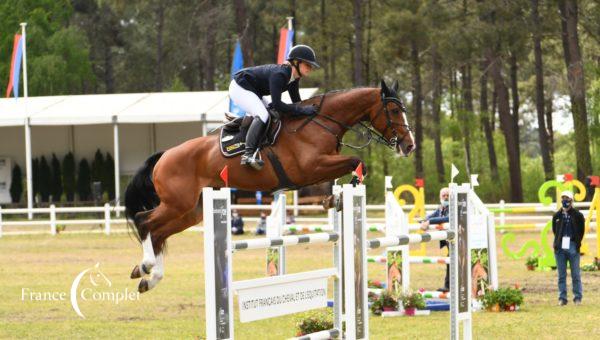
<box><xmin>300</xmin><ymin>87</ymin><xmax>377</xmax><ymax>106</ymax></box>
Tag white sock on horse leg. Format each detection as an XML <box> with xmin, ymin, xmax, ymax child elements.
<box><xmin>141</xmin><ymin>232</ymin><xmax>156</xmax><ymax>274</ymax></box>
<box><xmin>147</xmin><ymin>253</ymin><xmax>164</xmax><ymax>290</ymax></box>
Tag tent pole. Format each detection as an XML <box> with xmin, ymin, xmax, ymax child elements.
<box><xmin>25</xmin><ymin>118</ymin><xmax>33</xmax><ymax>219</ymax></box>
<box><xmin>113</xmin><ymin>116</ymin><xmax>120</xmax><ymax>217</ymax></box>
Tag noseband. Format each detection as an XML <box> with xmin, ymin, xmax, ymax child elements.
<box><xmin>371</xmin><ymin>94</ymin><xmax>412</xmax><ymax>149</ymax></box>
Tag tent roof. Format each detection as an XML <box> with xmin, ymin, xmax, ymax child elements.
<box><xmin>0</xmin><ymin>89</ymin><xmax>318</xmax><ymax>127</ymax></box>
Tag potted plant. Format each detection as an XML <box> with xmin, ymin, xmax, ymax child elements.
<box><xmin>399</xmin><ymin>291</ymin><xmax>426</xmax><ymax>316</ymax></box>
<box><xmin>525</xmin><ymin>256</ymin><xmax>538</xmax><ymax>271</ymax></box>
<box><xmin>481</xmin><ymin>290</ymin><xmax>500</xmax><ymax>312</ymax></box>
<box><xmin>294</xmin><ymin>311</ymin><xmax>333</xmax><ymax>337</ymax></box>
<box><xmin>370</xmin><ymin>290</ymin><xmax>398</xmax><ymax>315</ymax></box>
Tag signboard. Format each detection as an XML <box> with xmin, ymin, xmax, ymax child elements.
<box><xmin>212</xmin><ymin>198</ymin><xmax>231</xmax><ymax>339</ymax></box>
<box><xmin>457</xmin><ymin>192</ymin><xmax>469</xmax><ymax>314</ymax></box>
<box><xmin>236</xmin><ymin>276</ymin><xmax>328</xmax><ymax>322</ymax></box>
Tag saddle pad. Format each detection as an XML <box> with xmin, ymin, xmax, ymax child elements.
<box><xmin>219</xmin><ymin>118</ymin><xmax>283</xmax><ymax>158</ymax></box>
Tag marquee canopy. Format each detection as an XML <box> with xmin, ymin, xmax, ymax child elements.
<box><xmin>0</xmin><ymin>88</ymin><xmax>318</xmax><ymax>127</ymax></box>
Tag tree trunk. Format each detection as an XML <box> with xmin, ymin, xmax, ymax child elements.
<box><xmin>321</xmin><ymin>0</ymin><xmax>330</xmax><ymax>89</ymax></box>
<box><xmin>558</xmin><ymin>0</ymin><xmax>593</xmax><ymax>179</ymax></box>
<box><xmin>365</xmin><ymin>0</ymin><xmax>372</xmax><ymax>85</ymax></box>
<box><xmin>487</xmin><ymin>48</ymin><xmax>523</xmax><ymax>202</ymax></box>
<box><xmin>233</xmin><ymin>0</ymin><xmax>253</xmax><ymax>66</ymax></box>
<box><xmin>509</xmin><ymin>50</ymin><xmax>520</xmax><ymax>148</ymax></box>
<box><xmin>545</xmin><ymin>95</ymin><xmax>554</xmax><ymax>153</ymax></box>
<box><xmin>531</xmin><ymin>0</ymin><xmax>554</xmax><ymax>180</ymax></box>
<box><xmin>202</xmin><ymin>0</ymin><xmax>216</xmax><ymax>90</ymax></box>
<box><xmin>353</xmin><ymin>0</ymin><xmax>364</xmax><ymax>86</ymax></box>
<box><xmin>155</xmin><ymin>0</ymin><xmax>165</xmax><ymax>91</ymax></box>
<box><xmin>491</xmin><ymin>88</ymin><xmax>497</xmax><ymax>130</ymax></box>
<box><xmin>479</xmin><ymin>59</ymin><xmax>499</xmax><ymax>182</ymax></box>
<box><xmin>411</xmin><ymin>39</ymin><xmax>424</xmax><ymax>178</ymax></box>
<box><xmin>460</xmin><ymin>64</ymin><xmax>473</xmax><ymax>175</ymax></box>
<box><xmin>431</xmin><ymin>45</ymin><xmax>445</xmax><ymax>183</ymax></box>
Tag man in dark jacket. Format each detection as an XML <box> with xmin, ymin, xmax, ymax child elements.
<box><xmin>552</xmin><ymin>190</ymin><xmax>585</xmax><ymax>306</ymax></box>
<box><xmin>420</xmin><ymin>187</ymin><xmax>450</xmax><ymax>292</ymax></box>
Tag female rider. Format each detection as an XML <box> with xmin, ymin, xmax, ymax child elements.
<box><xmin>229</xmin><ymin>44</ymin><xmax>319</xmax><ymax>170</ymax></box>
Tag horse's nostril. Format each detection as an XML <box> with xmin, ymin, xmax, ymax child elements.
<box><xmin>406</xmin><ymin>145</ymin><xmax>414</xmax><ymax>153</ymax></box>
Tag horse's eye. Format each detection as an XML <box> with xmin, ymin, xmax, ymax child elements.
<box><xmin>392</xmin><ymin>109</ymin><xmax>399</xmax><ymax>114</ymax></box>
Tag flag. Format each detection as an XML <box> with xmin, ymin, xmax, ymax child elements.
<box><xmin>229</xmin><ymin>40</ymin><xmax>245</xmax><ymax>116</ymax></box>
<box><xmin>470</xmin><ymin>174</ymin><xmax>479</xmax><ymax>187</ymax></box>
<box><xmin>6</xmin><ymin>34</ymin><xmax>24</xmax><ymax>98</ymax></box>
<box><xmin>354</xmin><ymin>163</ymin><xmax>364</xmax><ymax>183</ymax></box>
<box><xmin>450</xmin><ymin>164</ymin><xmax>459</xmax><ymax>183</ymax></box>
<box><xmin>220</xmin><ymin>166</ymin><xmax>229</xmax><ymax>187</ymax></box>
<box><xmin>385</xmin><ymin>176</ymin><xmax>392</xmax><ymax>190</ymax></box>
<box><xmin>277</xmin><ymin>27</ymin><xmax>294</xmax><ymax>64</ymax></box>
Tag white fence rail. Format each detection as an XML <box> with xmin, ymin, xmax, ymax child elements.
<box><xmin>0</xmin><ymin>201</ymin><xmax>594</xmax><ymax>238</ymax></box>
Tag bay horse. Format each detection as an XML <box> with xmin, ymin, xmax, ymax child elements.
<box><xmin>125</xmin><ymin>80</ymin><xmax>415</xmax><ymax>293</ymax></box>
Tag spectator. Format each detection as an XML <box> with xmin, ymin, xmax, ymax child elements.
<box><xmin>553</xmin><ymin>190</ymin><xmax>585</xmax><ymax>306</ymax></box>
<box><xmin>232</xmin><ymin>209</ymin><xmax>244</xmax><ymax>235</ymax></box>
<box><xmin>255</xmin><ymin>211</ymin><xmax>267</xmax><ymax>235</ymax></box>
<box><xmin>286</xmin><ymin>212</ymin><xmax>296</xmax><ymax>225</ymax></box>
<box><xmin>420</xmin><ymin>187</ymin><xmax>450</xmax><ymax>292</ymax></box>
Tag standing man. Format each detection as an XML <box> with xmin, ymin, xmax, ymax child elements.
<box><xmin>552</xmin><ymin>190</ymin><xmax>585</xmax><ymax>306</ymax></box>
<box><xmin>420</xmin><ymin>187</ymin><xmax>450</xmax><ymax>292</ymax></box>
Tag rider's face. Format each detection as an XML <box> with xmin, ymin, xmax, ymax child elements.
<box><xmin>299</xmin><ymin>62</ymin><xmax>313</xmax><ymax>77</ymax></box>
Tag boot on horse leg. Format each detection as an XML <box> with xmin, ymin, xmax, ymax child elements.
<box><xmin>241</xmin><ymin>116</ymin><xmax>266</xmax><ymax>170</ymax></box>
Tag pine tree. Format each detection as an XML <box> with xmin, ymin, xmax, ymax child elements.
<box><xmin>62</xmin><ymin>152</ymin><xmax>76</xmax><ymax>201</ymax></box>
<box><xmin>91</xmin><ymin>149</ymin><xmax>105</xmax><ymax>192</ymax></box>
<box><xmin>51</xmin><ymin>153</ymin><xmax>63</xmax><ymax>202</ymax></box>
<box><xmin>104</xmin><ymin>152</ymin><xmax>115</xmax><ymax>200</ymax></box>
<box><xmin>77</xmin><ymin>159</ymin><xmax>92</xmax><ymax>201</ymax></box>
<box><xmin>39</xmin><ymin>156</ymin><xmax>51</xmax><ymax>202</ymax></box>
<box><xmin>9</xmin><ymin>164</ymin><xmax>23</xmax><ymax>203</ymax></box>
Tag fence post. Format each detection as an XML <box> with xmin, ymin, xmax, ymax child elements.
<box><xmin>104</xmin><ymin>203</ymin><xmax>111</xmax><ymax>235</ymax></box>
<box><xmin>50</xmin><ymin>204</ymin><xmax>56</xmax><ymax>235</ymax></box>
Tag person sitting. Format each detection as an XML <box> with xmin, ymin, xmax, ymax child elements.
<box><xmin>420</xmin><ymin>187</ymin><xmax>450</xmax><ymax>292</ymax></box>
<box><xmin>255</xmin><ymin>211</ymin><xmax>267</xmax><ymax>235</ymax></box>
<box><xmin>231</xmin><ymin>209</ymin><xmax>244</xmax><ymax>235</ymax></box>
<box><xmin>228</xmin><ymin>45</ymin><xmax>319</xmax><ymax>170</ymax></box>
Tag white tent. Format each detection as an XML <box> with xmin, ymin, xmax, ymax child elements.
<box><xmin>0</xmin><ymin>89</ymin><xmax>318</xmax><ymax>215</ymax></box>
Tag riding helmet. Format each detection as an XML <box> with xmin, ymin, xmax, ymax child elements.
<box><xmin>287</xmin><ymin>45</ymin><xmax>320</xmax><ymax>68</ymax></box>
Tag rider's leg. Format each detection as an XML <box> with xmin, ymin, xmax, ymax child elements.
<box><xmin>228</xmin><ymin>80</ymin><xmax>269</xmax><ymax>144</ymax></box>
<box><xmin>241</xmin><ymin>116</ymin><xmax>267</xmax><ymax>170</ymax></box>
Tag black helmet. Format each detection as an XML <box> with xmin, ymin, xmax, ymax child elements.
<box><xmin>287</xmin><ymin>45</ymin><xmax>320</xmax><ymax>68</ymax></box>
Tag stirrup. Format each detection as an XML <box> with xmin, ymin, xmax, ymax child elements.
<box><xmin>241</xmin><ymin>150</ymin><xmax>264</xmax><ymax>170</ymax></box>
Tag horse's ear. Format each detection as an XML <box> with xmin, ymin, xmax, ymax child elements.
<box><xmin>380</xmin><ymin>79</ymin><xmax>389</xmax><ymax>96</ymax></box>
<box><xmin>391</xmin><ymin>80</ymin><xmax>399</xmax><ymax>93</ymax></box>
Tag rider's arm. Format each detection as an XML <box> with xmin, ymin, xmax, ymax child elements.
<box><xmin>288</xmin><ymin>80</ymin><xmax>302</xmax><ymax>103</ymax></box>
<box><xmin>269</xmin><ymin>72</ymin><xmax>310</xmax><ymax>115</ymax></box>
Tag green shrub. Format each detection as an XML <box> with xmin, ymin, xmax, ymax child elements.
<box><xmin>104</xmin><ymin>152</ymin><xmax>115</xmax><ymax>199</ymax></box>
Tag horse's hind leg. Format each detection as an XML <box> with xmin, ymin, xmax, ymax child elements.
<box><xmin>137</xmin><ymin>206</ymin><xmax>203</xmax><ymax>293</ymax></box>
<box><xmin>130</xmin><ymin>204</ymin><xmax>182</xmax><ymax>281</ymax></box>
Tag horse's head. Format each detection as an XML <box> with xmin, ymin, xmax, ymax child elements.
<box><xmin>368</xmin><ymin>80</ymin><xmax>415</xmax><ymax>156</ymax></box>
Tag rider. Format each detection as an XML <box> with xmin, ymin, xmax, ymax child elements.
<box><xmin>229</xmin><ymin>44</ymin><xmax>319</xmax><ymax>170</ymax></box>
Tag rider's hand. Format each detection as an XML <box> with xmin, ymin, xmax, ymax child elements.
<box><xmin>302</xmin><ymin>105</ymin><xmax>318</xmax><ymax>116</ymax></box>
<box><xmin>420</xmin><ymin>220</ymin><xmax>429</xmax><ymax>231</ymax></box>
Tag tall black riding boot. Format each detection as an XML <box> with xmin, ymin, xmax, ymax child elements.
<box><xmin>240</xmin><ymin>117</ymin><xmax>266</xmax><ymax>170</ymax></box>
<box><xmin>239</xmin><ymin>115</ymin><xmax>253</xmax><ymax>143</ymax></box>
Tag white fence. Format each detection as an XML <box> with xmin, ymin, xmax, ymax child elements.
<box><xmin>0</xmin><ymin>201</ymin><xmax>594</xmax><ymax>238</ymax></box>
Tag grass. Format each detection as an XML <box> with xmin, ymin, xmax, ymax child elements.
<box><xmin>1</xmin><ymin>229</ymin><xmax>599</xmax><ymax>339</ymax></box>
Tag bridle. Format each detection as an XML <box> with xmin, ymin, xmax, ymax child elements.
<box><xmin>286</xmin><ymin>91</ymin><xmax>412</xmax><ymax>150</ymax></box>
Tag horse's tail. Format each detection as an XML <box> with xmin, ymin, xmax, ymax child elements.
<box><xmin>125</xmin><ymin>151</ymin><xmax>164</xmax><ymax>243</ymax></box>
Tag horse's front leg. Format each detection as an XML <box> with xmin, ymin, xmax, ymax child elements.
<box><xmin>311</xmin><ymin>154</ymin><xmax>367</xmax><ymax>210</ymax></box>
<box><xmin>312</xmin><ymin>154</ymin><xmax>366</xmax><ymax>182</ymax></box>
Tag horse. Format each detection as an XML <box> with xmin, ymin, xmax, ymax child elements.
<box><xmin>125</xmin><ymin>80</ymin><xmax>415</xmax><ymax>293</ymax></box>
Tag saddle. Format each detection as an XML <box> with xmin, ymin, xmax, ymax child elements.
<box><xmin>219</xmin><ymin>109</ymin><xmax>283</xmax><ymax>158</ymax></box>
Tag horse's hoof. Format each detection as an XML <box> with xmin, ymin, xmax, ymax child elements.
<box><xmin>138</xmin><ymin>279</ymin><xmax>149</xmax><ymax>293</ymax></box>
<box><xmin>322</xmin><ymin>195</ymin><xmax>335</xmax><ymax>210</ymax></box>
<box><xmin>130</xmin><ymin>265</ymin><xmax>142</xmax><ymax>279</ymax></box>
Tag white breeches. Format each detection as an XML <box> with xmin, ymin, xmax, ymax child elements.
<box><xmin>229</xmin><ymin>80</ymin><xmax>271</xmax><ymax>123</ymax></box>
